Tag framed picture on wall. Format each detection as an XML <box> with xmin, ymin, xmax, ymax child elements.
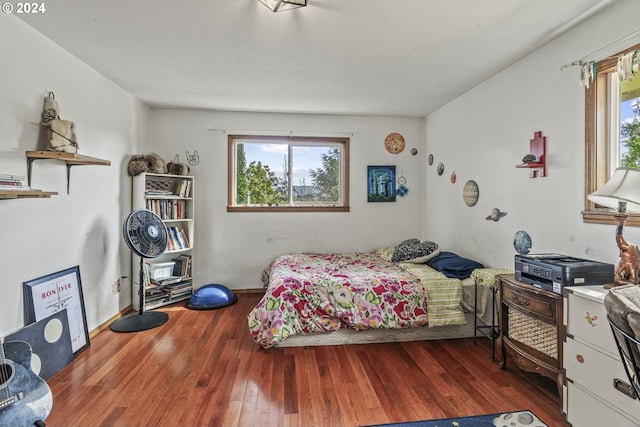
<box><xmin>23</xmin><ymin>265</ymin><xmax>90</xmax><ymax>356</ymax></box>
<box><xmin>367</xmin><ymin>165</ymin><xmax>396</xmax><ymax>202</ymax></box>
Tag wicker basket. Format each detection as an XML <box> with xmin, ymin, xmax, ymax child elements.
<box><xmin>508</xmin><ymin>310</ymin><xmax>558</xmax><ymax>359</ymax></box>
<box><xmin>145</xmin><ymin>179</ymin><xmax>172</xmax><ymax>193</ymax></box>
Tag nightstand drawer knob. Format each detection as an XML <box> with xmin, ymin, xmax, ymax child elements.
<box><xmin>576</xmin><ymin>354</ymin><xmax>584</xmax><ymax>364</ymax></box>
<box><xmin>511</xmin><ymin>295</ymin><xmax>530</xmax><ymax>306</ymax></box>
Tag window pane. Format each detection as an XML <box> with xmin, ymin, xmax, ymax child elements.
<box><xmin>292</xmin><ymin>145</ymin><xmax>341</xmax><ymax>204</ymax></box>
<box><xmin>620</xmin><ymin>72</ymin><xmax>640</xmax><ymax>168</ymax></box>
<box><xmin>236</xmin><ymin>141</ymin><xmax>288</xmax><ymax>206</ymax></box>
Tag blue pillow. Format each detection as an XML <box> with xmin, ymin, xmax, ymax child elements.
<box><xmin>426</xmin><ymin>251</ymin><xmax>484</xmax><ymax>279</ymax></box>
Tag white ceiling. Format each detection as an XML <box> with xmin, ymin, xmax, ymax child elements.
<box><xmin>18</xmin><ymin>0</ymin><xmax>617</xmax><ymax>117</ymax></box>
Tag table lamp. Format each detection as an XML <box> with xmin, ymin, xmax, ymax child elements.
<box><xmin>588</xmin><ymin>167</ymin><xmax>640</xmax><ymax>287</ymax></box>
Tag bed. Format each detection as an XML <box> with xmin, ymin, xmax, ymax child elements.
<box><xmin>247</xmin><ymin>241</ymin><xmax>492</xmax><ymax>349</ymax></box>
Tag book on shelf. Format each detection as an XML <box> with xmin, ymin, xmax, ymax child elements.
<box><xmin>0</xmin><ymin>173</ymin><xmax>25</xmax><ymax>181</ymax></box>
<box><xmin>174</xmin><ymin>179</ymin><xmax>192</xmax><ymax>198</ymax></box>
<box><xmin>163</xmin><ymin>284</ymin><xmax>193</xmax><ymax>298</ymax></box>
<box><xmin>162</xmin><ymin>281</ymin><xmax>192</xmax><ymax>290</ymax></box>
<box><xmin>142</xmin><ymin>262</ymin><xmax>152</xmax><ymax>287</ymax></box>
<box><xmin>0</xmin><ymin>180</ymin><xmax>24</xmax><ymax>186</ymax></box>
<box><xmin>179</xmin><ymin>228</ymin><xmax>190</xmax><ymax>247</ymax></box>
<box><xmin>172</xmin><ymin>254</ymin><xmax>192</xmax><ymax>277</ymax></box>
<box><xmin>162</xmin><ymin>281</ymin><xmax>192</xmax><ymax>294</ymax></box>
<box><xmin>145</xmin><ymin>199</ymin><xmax>186</xmax><ymax>220</ymax></box>
<box><xmin>150</xmin><ymin>276</ymin><xmax>183</xmax><ymax>286</ymax></box>
<box><xmin>0</xmin><ymin>185</ymin><xmax>30</xmax><ymax>191</ymax></box>
<box><xmin>167</xmin><ymin>226</ymin><xmax>189</xmax><ymax>250</ymax></box>
<box><xmin>168</xmin><ymin>290</ymin><xmax>192</xmax><ymax>299</ymax></box>
<box><xmin>145</xmin><ymin>286</ymin><xmax>165</xmax><ymax>296</ymax></box>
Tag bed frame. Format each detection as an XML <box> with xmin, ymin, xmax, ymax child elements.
<box><xmin>276</xmin><ymin>278</ymin><xmax>493</xmax><ymax>347</ymax></box>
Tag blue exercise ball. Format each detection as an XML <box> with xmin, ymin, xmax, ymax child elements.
<box><xmin>186</xmin><ymin>284</ymin><xmax>237</xmax><ymax>310</ymax></box>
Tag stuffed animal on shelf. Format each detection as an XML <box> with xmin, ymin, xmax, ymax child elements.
<box><xmin>40</xmin><ymin>91</ymin><xmax>79</xmax><ymax>154</ymax></box>
<box><xmin>166</xmin><ymin>161</ymin><xmax>189</xmax><ymax>176</ymax></box>
<box><xmin>127</xmin><ymin>153</ymin><xmax>167</xmax><ymax>176</ymax></box>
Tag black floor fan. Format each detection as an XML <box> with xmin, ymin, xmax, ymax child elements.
<box><xmin>110</xmin><ymin>209</ymin><xmax>170</xmax><ymax>333</ymax></box>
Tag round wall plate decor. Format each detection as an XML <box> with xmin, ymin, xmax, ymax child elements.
<box><xmin>513</xmin><ymin>230</ymin><xmax>532</xmax><ymax>255</ymax></box>
<box><xmin>384</xmin><ymin>133</ymin><xmax>405</xmax><ymax>154</ymax></box>
<box><xmin>462</xmin><ymin>180</ymin><xmax>479</xmax><ymax>206</ymax></box>
<box><xmin>437</xmin><ymin>162</ymin><xmax>444</xmax><ymax>176</ymax></box>
<box><xmin>428</xmin><ymin>154</ymin><xmax>434</xmax><ymax>165</ymax></box>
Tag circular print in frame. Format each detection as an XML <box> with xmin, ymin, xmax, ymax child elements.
<box><xmin>437</xmin><ymin>162</ymin><xmax>444</xmax><ymax>176</ymax></box>
<box><xmin>384</xmin><ymin>133</ymin><xmax>405</xmax><ymax>154</ymax></box>
<box><xmin>462</xmin><ymin>180</ymin><xmax>479</xmax><ymax>206</ymax></box>
<box><xmin>428</xmin><ymin>154</ymin><xmax>434</xmax><ymax>165</ymax></box>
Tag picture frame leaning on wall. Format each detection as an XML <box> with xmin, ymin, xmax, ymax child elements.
<box><xmin>23</xmin><ymin>265</ymin><xmax>90</xmax><ymax>356</ymax></box>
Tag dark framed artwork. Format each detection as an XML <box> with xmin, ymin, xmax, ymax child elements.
<box><xmin>367</xmin><ymin>165</ymin><xmax>396</xmax><ymax>202</ymax></box>
<box><xmin>6</xmin><ymin>309</ymin><xmax>73</xmax><ymax>380</ymax></box>
<box><xmin>23</xmin><ymin>266</ymin><xmax>90</xmax><ymax>356</ymax></box>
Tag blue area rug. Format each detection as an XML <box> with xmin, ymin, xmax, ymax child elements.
<box><xmin>368</xmin><ymin>410</ymin><xmax>548</xmax><ymax>427</ymax></box>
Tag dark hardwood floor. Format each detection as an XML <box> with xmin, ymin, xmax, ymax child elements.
<box><xmin>44</xmin><ymin>292</ymin><xmax>568</xmax><ymax>427</ymax></box>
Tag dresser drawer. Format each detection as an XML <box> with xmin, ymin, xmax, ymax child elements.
<box><xmin>564</xmin><ymin>337</ymin><xmax>639</xmax><ymax>420</ymax></box>
<box><xmin>565</xmin><ymin>289</ymin><xmax>616</xmax><ymax>357</ymax></box>
<box><xmin>502</xmin><ymin>284</ymin><xmax>556</xmax><ymax>321</ymax></box>
<box><xmin>566</xmin><ymin>381</ymin><xmax>639</xmax><ymax>427</ymax></box>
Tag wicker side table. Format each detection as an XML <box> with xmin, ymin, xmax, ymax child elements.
<box><xmin>470</xmin><ymin>268</ymin><xmax>512</xmax><ymax>360</ymax></box>
<box><xmin>496</xmin><ymin>274</ymin><xmax>564</xmax><ymax>401</ymax></box>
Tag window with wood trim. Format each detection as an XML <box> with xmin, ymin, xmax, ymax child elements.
<box><xmin>227</xmin><ymin>135</ymin><xmax>350</xmax><ymax>212</ymax></box>
<box><xmin>583</xmin><ymin>42</ymin><xmax>640</xmax><ymax>226</ymax></box>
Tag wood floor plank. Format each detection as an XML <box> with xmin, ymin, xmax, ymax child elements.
<box><xmin>42</xmin><ymin>293</ymin><xmax>568</xmax><ymax>427</ymax></box>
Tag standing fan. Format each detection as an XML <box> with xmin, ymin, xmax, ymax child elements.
<box><xmin>110</xmin><ymin>209</ymin><xmax>170</xmax><ymax>333</ymax></box>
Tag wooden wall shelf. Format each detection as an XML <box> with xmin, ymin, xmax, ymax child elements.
<box><xmin>516</xmin><ymin>131</ymin><xmax>546</xmax><ymax>178</ymax></box>
<box><xmin>26</xmin><ymin>151</ymin><xmax>111</xmax><ymax>194</ymax></box>
<box><xmin>0</xmin><ymin>189</ymin><xmax>58</xmax><ymax>200</ymax></box>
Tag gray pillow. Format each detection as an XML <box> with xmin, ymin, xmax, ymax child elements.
<box><xmin>391</xmin><ymin>238</ymin><xmax>440</xmax><ymax>263</ymax></box>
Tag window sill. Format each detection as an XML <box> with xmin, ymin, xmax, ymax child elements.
<box><xmin>228</xmin><ymin>206</ymin><xmax>349</xmax><ymax>213</ymax></box>
<box><xmin>582</xmin><ymin>209</ymin><xmax>640</xmax><ymax>227</ymax></box>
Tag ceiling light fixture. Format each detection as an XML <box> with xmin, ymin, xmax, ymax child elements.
<box><xmin>258</xmin><ymin>0</ymin><xmax>307</xmax><ymax>12</ymax></box>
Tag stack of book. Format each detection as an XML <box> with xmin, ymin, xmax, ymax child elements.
<box><xmin>161</xmin><ymin>280</ymin><xmax>193</xmax><ymax>299</ymax></box>
<box><xmin>145</xmin><ymin>286</ymin><xmax>169</xmax><ymax>306</ymax></box>
<box><xmin>0</xmin><ymin>173</ymin><xmax>28</xmax><ymax>191</ymax></box>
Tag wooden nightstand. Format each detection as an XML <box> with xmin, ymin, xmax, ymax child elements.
<box><xmin>496</xmin><ymin>274</ymin><xmax>564</xmax><ymax>401</ymax></box>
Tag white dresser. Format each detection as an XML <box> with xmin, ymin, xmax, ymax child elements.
<box><xmin>563</xmin><ymin>285</ymin><xmax>640</xmax><ymax>427</ymax></box>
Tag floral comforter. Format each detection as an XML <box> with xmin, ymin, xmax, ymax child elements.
<box><xmin>247</xmin><ymin>252</ymin><xmax>465</xmax><ymax>348</ymax></box>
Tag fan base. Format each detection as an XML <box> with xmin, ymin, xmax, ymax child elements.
<box><xmin>110</xmin><ymin>311</ymin><xmax>169</xmax><ymax>333</ymax></box>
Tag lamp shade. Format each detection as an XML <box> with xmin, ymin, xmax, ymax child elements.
<box><xmin>258</xmin><ymin>0</ymin><xmax>306</xmax><ymax>12</ymax></box>
<box><xmin>588</xmin><ymin>167</ymin><xmax>640</xmax><ymax>211</ymax></box>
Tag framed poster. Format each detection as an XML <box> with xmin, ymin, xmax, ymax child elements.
<box><xmin>23</xmin><ymin>266</ymin><xmax>90</xmax><ymax>356</ymax></box>
<box><xmin>367</xmin><ymin>165</ymin><xmax>396</xmax><ymax>202</ymax></box>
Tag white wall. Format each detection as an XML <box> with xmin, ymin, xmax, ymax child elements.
<box><xmin>423</xmin><ymin>0</ymin><xmax>640</xmax><ymax>270</ymax></box>
<box><xmin>0</xmin><ymin>15</ymin><xmax>151</xmax><ymax>337</ymax></box>
<box><xmin>151</xmin><ymin>110</ymin><xmax>426</xmax><ymax>289</ymax></box>
<box><xmin>4</xmin><ymin>0</ymin><xmax>640</xmax><ymax>336</ymax></box>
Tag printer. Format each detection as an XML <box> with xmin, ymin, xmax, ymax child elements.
<box><xmin>515</xmin><ymin>253</ymin><xmax>614</xmax><ymax>294</ymax></box>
